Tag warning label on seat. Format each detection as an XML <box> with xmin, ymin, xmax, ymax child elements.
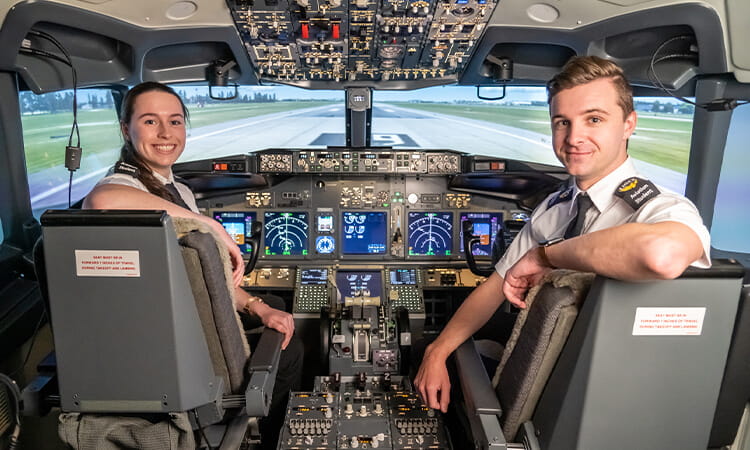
<box><xmin>75</xmin><ymin>250</ymin><xmax>141</xmax><ymax>277</ymax></box>
<box><xmin>632</xmin><ymin>307</ymin><xmax>706</xmax><ymax>336</ymax></box>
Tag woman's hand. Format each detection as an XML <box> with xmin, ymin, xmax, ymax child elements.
<box><xmin>251</xmin><ymin>302</ymin><xmax>295</xmax><ymax>350</ymax></box>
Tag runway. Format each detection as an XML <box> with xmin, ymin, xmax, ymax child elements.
<box><xmin>28</xmin><ymin>103</ymin><xmax>686</xmax><ymax>212</ymax></box>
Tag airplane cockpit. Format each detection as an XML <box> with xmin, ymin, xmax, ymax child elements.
<box><xmin>1</xmin><ymin>0</ymin><xmax>750</xmax><ymax>449</ymax></box>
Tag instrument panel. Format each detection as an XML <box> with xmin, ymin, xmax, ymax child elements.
<box><xmin>197</xmin><ymin>150</ymin><xmax>529</xmax><ymax>265</ymax></box>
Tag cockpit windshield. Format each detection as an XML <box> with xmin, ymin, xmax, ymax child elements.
<box><xmin>21</xmin><ymin>84</ymin><xmax>693</xmax><ymax>215</ymax></box>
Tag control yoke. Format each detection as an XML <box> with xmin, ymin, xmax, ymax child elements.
<box><xmin>462</xmin><ymin>220</ymin><xmax>505</xmax><ymax>278</ymax></box>
<box><xmin>244</xmin><ymin>220</ymin><xmax>262</xmax><ymax>275</ymax></box>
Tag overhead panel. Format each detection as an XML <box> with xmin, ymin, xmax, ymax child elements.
<box><xmin>225</xmin><ymin>0</ymin><xmax>498</xmax><ymax>86</ymax></box>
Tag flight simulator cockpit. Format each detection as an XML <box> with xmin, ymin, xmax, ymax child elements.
<box><xmin>172</xmin><ymin>148</ymin><xmax>548</xmax><ymax>449</ymax></box>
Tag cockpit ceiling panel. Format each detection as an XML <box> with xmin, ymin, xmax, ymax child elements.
<box><xmin>225</xmin><ymin>0</ymin><xmax>497</xmax><ymax>87</ymax></box>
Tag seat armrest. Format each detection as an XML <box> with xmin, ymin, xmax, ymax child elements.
<box><xmin>455</xmin><ymin>338</ymin><xmax>502</xmax><ymax>415</ymax></box>
<box><xmin>244</xmin><ymin>328</ymin><xmax>284</xmax><ymax>416</ymax></box>
<box><xmin>455</xmin><ymin>338</ymin><xmax>508</xmax><ymax>449</ymax></box>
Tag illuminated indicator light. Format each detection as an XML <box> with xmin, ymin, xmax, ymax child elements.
<box><xmin>301</xmin><ymin>23</ymin><xmax>310</xmax><ymax>39</ymax></box>
<box><xmin>332</xmin><ymin>23</ymin><xmax>340</xmax><ymax>39</ymax></box>
<box><xmin>221</xmin><ymin>163</ymin><xmax>228</xmax><ymax>170</ymax></box>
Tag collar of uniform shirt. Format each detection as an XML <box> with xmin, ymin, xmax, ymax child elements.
<box><xmin>571</xmin><ymin>157</ymin><xmax>640</xmax><ymax>216</ymax></box>
<box><xmin>151</xmin><ymin>169</ymin><xmax>177</xmax><ymax>186</ymax></box>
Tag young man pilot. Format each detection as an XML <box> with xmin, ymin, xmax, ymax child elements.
<box><xmin>414</xmin><ymin>55</ymin><xmax>711</xmax><ymax>413</ymax></box>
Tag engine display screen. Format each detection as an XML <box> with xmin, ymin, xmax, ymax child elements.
<box><xmin>460</xmin><ymin>212</ymin><xmax>503</xmax><ymax>256</ymax></box>
<box><xmin>342</xmin><ymin>211</ymin><xmax>387</xmax><ymax>255</ymax></box>
<box><xmin>300</xmin><ymin>268</ymin><xmax>328</xmax><ymax>285</ymax></box>
<box><xmin>407</xmin><ymin>211</ymin><xmax>453</xmax><ymax>256</ymax></box>
<box><xmin>336</xmin><ymin>270</ymin><xmax>382</xmax><ymax>299</ymax></box>
<box><xmin>263</xmin><ymin>211</ymin><xmax>309</xmax><ymax>256</ymax></box>
<box><xmin>213</xmin><ymin>211</ymin><xmax>257</xmax><ymax>254</ymax></box>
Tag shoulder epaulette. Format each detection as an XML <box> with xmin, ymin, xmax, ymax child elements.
<box><xmin>114</xmin><ymin>161</ymin><xmax>139</xmax><ymax>178</ymax></box>
<box><xmin>547</xmin><ymin>185</ymin><xmax>574</xmax><ymax>208</ymax></box>
<box><xmin>614</xmin><ymin>177</ymin><xmax>661</xmax><ymax>210</ymax></box>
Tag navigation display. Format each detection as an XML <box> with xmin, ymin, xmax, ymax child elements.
<box><xmin>213</xmin><ymin>211</ymin><xmax>257</xmax><ymax>254</ymax></box>
<box><xmin>389</xmin><ymin>268</ymin><xmax>417</xmax><ymax>285</ymax></box>
<box><xmin>336</xmin><ymin>270</ymin><xmax>382</xmax><ymax>299</ymax></box>
<box><xmin>300</xmin><ymin>268</ymin><xmax>328</xmax><ymax>285</ymax></box>
<box><xmin>407</xmin><ymin>212</ymin><xmax>453</xmax><ymax>256</ymax></box>
<box><xmin>342</xmin><ymin>211</ymin><xmax>387</xmax><ymax>255</ymax></box>
<box><xmin>263</xmin><ymin>211</ymin><xmax>309</xmax><ymax>256</ymax></box>
<box><xmin>460</xmin><ymin>212</ymin><xmax>503</xmax><ymax>256</ymax></box>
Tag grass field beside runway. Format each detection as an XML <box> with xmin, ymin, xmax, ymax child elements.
<box><xmin>21</xmin><ymin>101</ymin><xmax>335</xmax><ymax>174</ymax></box>
<box><xmin>386</xmin><ymin>102</ymin><xmax>693</xmax><ymax>173</ymax></box>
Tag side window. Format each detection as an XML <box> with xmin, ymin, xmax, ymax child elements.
<box><xmin>711</xmin><ymin>105</ymin><xmax>750</xmax><ymax>255</ymax></box>
<box><xmin>629</xmin><ymin>98</ymin><xmax>694</xmax><ymax>194</ymax></box>
<box><xmin>20</xmin><ymin>89</ymin><xmax>121</xmax><ymax>217</ymax></box>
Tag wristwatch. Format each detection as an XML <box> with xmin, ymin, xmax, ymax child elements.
<box><xmin>243</xmin><ymin>295</ymin><xmax>264</xmax><ymax>314</ymax></box>
<box><xmin>538</xmin><ymin>237</ymin><xmax>564</xmax><ymax>268</ymax></box>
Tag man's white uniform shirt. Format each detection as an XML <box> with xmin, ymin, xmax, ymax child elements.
<box><xmin>495</xmin><ymin>158</ymin><xmax>711</xmax><ymax>278</ymax></box>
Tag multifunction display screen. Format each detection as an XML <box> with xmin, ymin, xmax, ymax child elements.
<box><xmin>389</xmin><ymin>268</ymin><xmax>417</xmax><ymax>285</ymax></box>
<box><xmin>335</xmin><ymin>270</ymin><xmax>382</xmax><ymax>299</ymax></box>
<box><xmin>300</xmin><ymin>268</ymin><xmax>328</xmax><ymax>285</ymax></box>
<box><xmin>213</xmin><ymin>211</ymin><xmax>257</xmax><ymax>254</ymax></box>
<box><xmin>459</xmin><ymin>212</ymin><xmax>503</xmax><ymax>256</ymax></box>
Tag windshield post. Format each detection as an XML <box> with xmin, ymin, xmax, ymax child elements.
<box><xmin>346</xmin><ymin>87</ymin><xmax>372</xmax><ymax>148</ymax></box>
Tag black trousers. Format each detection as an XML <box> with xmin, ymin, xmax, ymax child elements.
<box><xmin>243</xmin><ymin>293</ymin><xmax>303</xmax><ymax>450</ymax></box>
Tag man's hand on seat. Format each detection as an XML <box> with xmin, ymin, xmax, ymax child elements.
<box><xmin>253</xmin><ymin>304</ymin><xmax>295</xmax><ymax>350</ymax></box>
<box><xmin>414</xmin><ymin>346</ymin><xmax>451</xmax><ymax>413</ymax></box>
<box><xmin>502</xmin><ymin>246</ymin><xmax>553</xmax><ymax>308</ymax></box>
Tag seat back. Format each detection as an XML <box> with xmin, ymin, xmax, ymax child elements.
<box><xmin>532</xmin><ymin>260</ymin><xmax>744</xmax><ymax>450</ymax></box>
<box><xmin>42</xmin><ymin>209</ymin><xmax>222</xmax><ymax>414</ymax></box>
<box><xmin>708</xmin><ymin>285</ymin><xmax>750</xmax><ymax>448</ymax></box>
<box><xmin>491</xmin><ymin>270</ymin><xmax>594</xmax><ymax>440</ymax></box>
<box><xmin>175</xmin><ymin>220</ymin><xmax>250</xmax><ymax>395</ymax></box>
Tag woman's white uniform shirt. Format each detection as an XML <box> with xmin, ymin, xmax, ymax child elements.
<box><xmin>94</xmin><ymin>167</ymin><xmax>199</xmax><ymax>213</ymax></box>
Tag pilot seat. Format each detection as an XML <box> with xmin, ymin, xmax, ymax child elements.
<box><xmin>29</xmin><ymin>209</ymin><xmax>283</xmax><ymax>449</ymax></box>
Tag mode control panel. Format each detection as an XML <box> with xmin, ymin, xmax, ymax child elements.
<box><xmin>257</xmin><ymin>150</ymin><xmax>461</xmax><ymax>175</ymax></box>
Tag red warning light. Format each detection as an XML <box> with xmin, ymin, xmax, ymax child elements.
<box><xmin>301</xmin><ymin>23</ymin><xmax>310</xmax><ymax>39</ymax></box>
